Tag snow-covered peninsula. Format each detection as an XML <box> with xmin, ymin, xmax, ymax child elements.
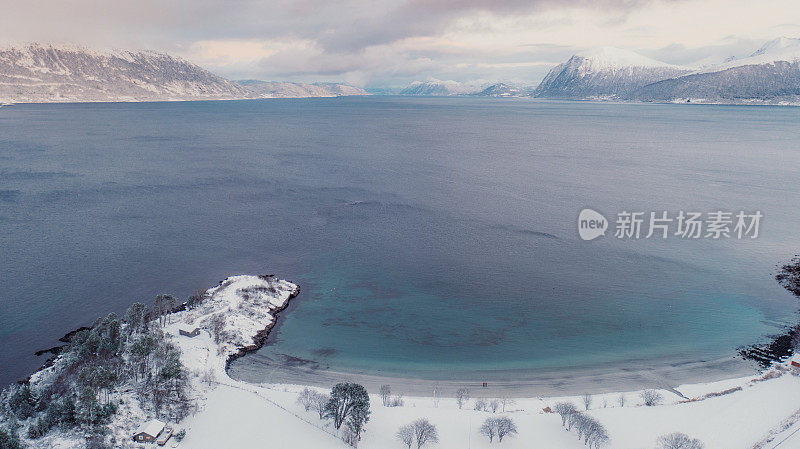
<box><xmin>5</xmin><ymin>273</ymin><xmax>800</xmax><ymax>449</ymax></box>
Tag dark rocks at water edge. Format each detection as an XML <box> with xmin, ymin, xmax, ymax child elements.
<box><xmin>740</xmin><ymin>256</ymin><xmax>800</xmax><ymax>368</ymax></box>
<box><xmin>738</xmin><ymin>327</ymin><xmax>798</xmax><ymax>368</ymax></box>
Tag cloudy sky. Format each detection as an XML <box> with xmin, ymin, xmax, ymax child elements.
<box><xmin>1</xmin><ymin>0</ymin><xmax>799</xmax><ymax>87</ymax></box>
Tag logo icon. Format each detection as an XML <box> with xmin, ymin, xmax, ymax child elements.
<box><xmin>578</xmin><ymin>208</ymin><xmax>608</xmax><ymax>241</ymax></box>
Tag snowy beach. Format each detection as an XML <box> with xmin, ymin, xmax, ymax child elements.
<box><xmin>230</xmin><ymin>350</ymin><xmax>753</xmax><ymax>398</ymax></box>
<box><xmin>174</xmin><ymin>275</ymin><xmax>800</xmax><ymax>449</ymax></box>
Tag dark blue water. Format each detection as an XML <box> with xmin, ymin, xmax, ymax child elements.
<box><xmin>1</xmin><ymin>97</ymin><xmax>799</xmax><ymax>387</ymax></box>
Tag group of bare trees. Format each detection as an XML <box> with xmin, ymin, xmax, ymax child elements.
<box><xmin>207</xmin><ymin>313</ymin><xmax>228</xmax><ymax>345</ymax></box>
<box><xmin>581</xmin><ymin>394</ymin><xmax>592</xmax><ymax>410</ymax></box>
<box><xmin>379</xmin><ymin>385</ymin><xmax>404</xmax><ymax>407</ymax></box>
<box><xmin>296</xmin><ymin>387</ymin><xmax>329</xmax><ymax>419</ymax></box>
<box><xmin>472</xmin><ymin>397</ymin><xmax>515</xmax><ymax>413</ymax></box>
<box><xmin>396</xmin><ymin>418</ymin><xmax>439</xmax><ymax>449</ymax></box>
<box><xmin>641</xmin><ymin>390</ymin><xmax>663</xmax><ymax>406</ymax></box>
<box><xmin>479</xmin><ymin>416</ymin><xmax>518</xmax><ymax>443</ymax></box>
<box><xmin>656</xmin><ymin>432</ymin><xmax>705</xmax><ymax>449</ymax></box>
<box><xmin>553</xmin><ymin>401</ymin><xmax>609</xmax><ymax>448</ymax></box>
<box><xmin>455</xmin><ymin>388</ymin><xmax>470</xmax><ymax>409</ymax></box>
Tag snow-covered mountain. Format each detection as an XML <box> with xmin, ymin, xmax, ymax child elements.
<box><xmin>0</xmin><ymin>44</ymin><xmax>367</xmax><ymax>104</ymax></box>
<box><xmin>474</xmin><ymin>83</ymin><xmax>528</xmax><ymax>97</ymax></box>
<box><xmin>533</xmin><ymin>47</ymin><xmax>692</xmax><ymax>99</ymax></box>
<box><xmin>534</xmin><ymin>38</ymin><xmax>800</xmax><ymax>104</ymax></box>
<box><xmin>400</xmin><ymin>79</ymin><xmax>483</xmax><ymax>96</ymax></box>
<box><xmin>0</xmin><ymin>44</ymin><xmax>250</xmax><ymax>103</ymax></box>
<box><xmin>237</xmin><ymin>80</ymin><xmax>367</xmax><ymax>98</ymax></box>
<box><xmin>633</xmin><ymin>37</ymin><xmax>800</xmax><ymax>104</ymax></box>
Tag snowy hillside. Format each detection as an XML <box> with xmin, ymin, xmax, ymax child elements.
<box><xmin>400</xmin><ymin>79</ymin><xmax>483</xmax><ymax>96</ymax></box>
<box><xmin>634</xmin><ymin>37</ymin><xmax>800</xmax><ymax>104</ymax></box>
<box><xmin>533</xmin><ymin>47</ymin><xmax>691</xmax><ymax>99</ymax></box>
<box><xmin>237</xmin><ymin>80</ymin><xmax>368</xmax><ymax>98</ymax></box>
<box><xmin>709</xmin><ymin>36</ymin><xmax>800</xmax><ymax>72</ymax></box>
<box><xmin>535</xmin><ymin>39</ymin><xmax>800</xmax><ymax>104</ymax></box>
<box><xmin>0</xmin><ymin>43</ymin><xmax>251</xmax><ymax>103</ymax></box>
<box><xmin>474</xmin><ymin>82</ymin><xmax>528</xmax><ymax>97</ymax></box>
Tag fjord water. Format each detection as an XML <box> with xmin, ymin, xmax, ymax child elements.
<box><xmin>1</xmin><ymin>97</ymin><xmax>799</xmax><ymax>388</ymax></box>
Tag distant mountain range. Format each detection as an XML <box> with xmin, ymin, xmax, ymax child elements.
<box><xmin>399</xmin><ymin>80</ymin><xmax>531</xmax><ymax>97</ymax></box>
<box><xmin>399</xmin><ymin>79</ymin><xmax>487</xmax><ymax>96</ymax></box>
<box><xmin>398</xmin><ymin>37</ymin><xmax>800</xmax><ymax>105</ymax></box>
<box><xmin>237</xmin><ymin>80</ymin><xmax>367</xmax><ymax>98</ymax></box>
<box><xmin>0</xmin><ymin>44</ymin><xmax>367</xmax><ymax>104</ymax></box>
<box><xmin>3</xmin><ymin>38</ymin><xmax>800</xmax><ymax>105</ymax></box>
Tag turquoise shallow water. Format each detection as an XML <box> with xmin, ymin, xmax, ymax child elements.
<box><xmin>1</xmin><ymin>97</ymin><xmax>799</xmax><ymax>386</ymax></box>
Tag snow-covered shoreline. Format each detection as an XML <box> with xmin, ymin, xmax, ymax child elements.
<box><xmin>17</xmin><ymin>274</ymin><xmax>800</xmax><ymax>448</ymax></box>
<box><xmin>177</xmin><ymin>275</ymin><xmax>800</xmax><ymax>449</ymax></box>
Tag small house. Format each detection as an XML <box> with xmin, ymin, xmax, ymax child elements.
<box><xmin>133</xmin><ymin>419</ymin><xmax>165</xmax><ymax>443</ymax></box>
<box><xmin>178</xmin><ymin>325</ymin><xmax>201</xmax><ymax>338</ymax></box>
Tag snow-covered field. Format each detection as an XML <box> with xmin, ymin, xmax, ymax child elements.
<box><xmin>173</xmin><ymin>368</ymin><xmax>800</xmax><ymax>449</ymax></box>
<box><xmin>167</xmin><ymin>275</ymin><xmax>800</xmax><ymax>449</ymax></box>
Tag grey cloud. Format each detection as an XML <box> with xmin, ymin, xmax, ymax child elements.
<box><xmin>1</xmin><ymin>0</ymin><xmax>660</xmax><ymax>50</ymax></box>
<box><xmin>315</xmin><ymin>0</ymin><xmax>660</xmax><ymax>51</ymax></box>
<box><xmin>0</xmin><ymin>0</ymin><xmax>710</xmax><ymax>86</ymax></box>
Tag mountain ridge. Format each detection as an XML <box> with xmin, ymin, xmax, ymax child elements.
<box><xmin>0</xmin><ymin>43</ymin><xmax>367</xmax><ymax>104</ymax></box>
<box><xmin>533</xmin><ymin>38</ymin><xmax>800</xmax><ymax>104</ymax></box>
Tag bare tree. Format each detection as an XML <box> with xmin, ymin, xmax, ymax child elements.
<box><xmin>490</xmin><ymin>399</ymin><xmax>500</xmax><ymax>413</ymax></box>
<box><xmin>500</xmin><ymin>396</ymin><xmax>515</xmax><ymax>412</ymax></box>
<box><xmin>380</xmin><ymin>385</ymin><xmax>392</xmax><ymax>406</ymax></box>
<box><xmin>479</xmin><ymin>417</ymin><xmax>497</xmax><ymax>442</ymax></box>
<box><xmin>496</xmin><ymin>416</ymin><xmax>518</xmax><ymax>442</ymax></box>
<box><xmin>589</xmin><ymin>427</ymin><xmax>610</xmax><ymax>448</ymax></box>
<box><xmin>566</xmin><ymin>411</ymin><xmax>584</xmax><ymax>431</ymax></box>
<box><xmin>581</xmin><ymin>393</ymin><xmax>593</xmax><ymax>410</ymax></box>
<box><xmin>412</xmin><ymin>418</ymin><xmax>439</xmax><ymax>448</ymax></box>
<box><xmin>456</xmin><ymin>388</ymin><xmax>470</xmax><ymax>409</ymax></box>
<box><xmin>207</xmin><ymin>313</ymin><xmax>227</xmax><ymax>344</ymax></box>
<box><xmin>201</xmin><ymin>368</ymin><xmax>216</xmax><ymax>386</ymax></box>
<box><xmin>388</xmin><ymin>394</ymin><xmax>405</xmax><ymax>407</ymax></box>
<box><xmin>641</xmin><ymin>390</ymin><xmax>663</xmax><ymax>406</ymax></box>
<box><xmin>297</xmin><ymin>387</ymin><xmax>314</xmax><ymax>411</ymax></box>
<box><xmin>154</xmin><ymin>294</ymin><xmax>175</xmax><ymax>328</ymax></box>
<box><xmin>311</xmin><ymin>391</ymin><xmax>329</xmax><ymax>419</ymax></box>
<box><xmin>396</xmin><ymin>424</ymin><xmax>415</xmax><ymax>449</ymax></box>
<box><xmin>474</xmin><ymin>398</ymin><xmax>488</xmax><ymax>411</ymax></box>
<box><xmin>617</xmin><ymin>394</ymin><xmax>625</xmax><ymax>407</ymax></box>
<box><xmin>657</xmin><ymin>432</ymin><xmax>705</xmax><ymax>449</ymax></box>
<box><xmin>553</xmin><ymin>402</ymin><xmax>578</xmax><ymax>426</ymax></box>
<box><xmin>188</xmin><ymin>288</ymin><xmax>208</xmax><ymax>309</ymax></box>
<box><xmin>432</xmin><ymin>385</ymin><xmax>440</xmax><ymax>408</ymax></box>
<box><xmin>341</xmin><ymin>426</ymin><xmax>359</xmax><ymax>447</ymax></box>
